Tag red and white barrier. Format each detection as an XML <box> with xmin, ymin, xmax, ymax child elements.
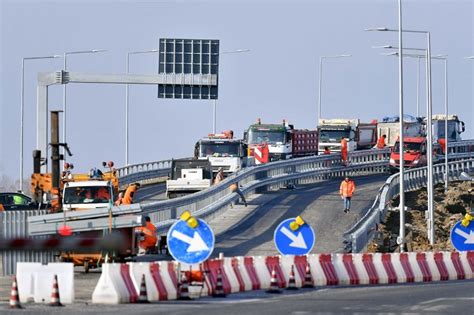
<box><xmin>280</xmin><ymin>255</ymin><xmax>303</xmax><ymax>287</ymax></box>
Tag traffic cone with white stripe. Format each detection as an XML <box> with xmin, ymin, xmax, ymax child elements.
<box><xmin>9</xmin><ymin>276</ymin><xmax>22</xmax><ymax>309</ymax></box>
<box><xmin>266</xmin><ymin>267</ymin><xmax>281</xmax><ymax>294</ymax></box>
<box><xmin>303</xmin><ymin>263</ymin><xmax>314</xmax><ymax>288</ymax></box>
<box><xmin>178</xmin><ymin>273</ymin><xmax>192</xmax><ymax>300</ymax></box>
<box><xmin>49</xmin><ymin>274</ymin><xmax>63</xmax><ymax>307</ymax></box>
<box><xmin>137</xmin><ymin>274</ymin><xmax>149</xmax><ymax>303</ymax></box>
<box><xmin>286</xmin><ymin>265</ymin><xmax>298</xmax><ymax>290</ymax></box>
<box><xmin>212</xmin><ymin>268</ymin><xmax>226</xmax><ymax>298</ymax></box>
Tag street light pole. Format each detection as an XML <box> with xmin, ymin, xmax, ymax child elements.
<box><xmin>213</xmin><ymin>49</ymin><xmax>250</xmax><ymax>133</ymax></box>
<box><xmin>62</xmin><ymin>49</ymin><xmax>106</xmax><ymax>160</ymax></box>
<box><xmin>125</xmin><ymin>49</ymin><xmax>159</xmax><ymax>166</ymax></box>
<box><xmin>317</xmin><ymin>54</ymin><xmax>351</xmax><ymax>123</ymax></box>
<box><xmin>20</xmin><ymin>54</ymin><xmax>61</xmax><ymax>191</ymax></box>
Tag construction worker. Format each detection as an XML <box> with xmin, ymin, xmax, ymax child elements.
<box><xmin>340</xmin><ymin>137</ymin><xmax>348</xmax><ymax>166</ymax></box>
<box><xmin>114</xmin><ymin>191</ymin><xmax>124</xmax><ymax>206</ymax></box>
<box><xmin>135</xmin><ymin>216</ymin><xmax>157</xmax><ymax>255</ymax></box>
<box><xmin>376</xmin><ymin>134</ymin><xmax>387</xmax><ymax>149</ymax></box>
<box><xmin>438</xmin><ymin>138</ymin><xmax>446</xmax><ymax>154</ymax></box>
<box><xmin>340</xmin><ymin>176</ymin><xmax>356</xmax><ymax>213</ymax></box>
<box><xmin>95</xmin><ymin>187</ymin><xmax>111</xmax><ymax>200</ymax></box>
<box><xmin>122</xmin><ymin>183</ymin><xmax>140</xmax><ymax>205</ymax></box>
<box><xmin>213</xmin><ymin>168</ymin><xmax>225</xmax><ymax>185</ymax></box>
<box><xmin>230</xmin><ymin>182</ymin><xmax>247</xmax><ymax>207</ymax></box>
<box><xmin>323</xmin><ymin>146</ymin><xmax>331</xmax><ymax>155</ymax></box>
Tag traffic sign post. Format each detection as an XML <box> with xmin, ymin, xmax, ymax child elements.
<box><xmin>450</xmin><ymin>220</ymin><xmax>474</xmax><ymax>252</ymax></box>
<box><xmin>274</xmin><ymin>217</ymin><xmax>315</xmax><ymax>256</ymax></box>
<box><xmin>167</xmin><ymin>217</ymin><xmax>215</xmax><ymax>265</ymax></box>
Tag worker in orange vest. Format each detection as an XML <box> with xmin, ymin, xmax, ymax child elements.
<box><xmin>376</xmin><ymin>135</ymin><xmax>387</xmax><ymax>149</ymax></box>
<box><xmin>340</xmin><ymin>138</ymin><xmax>348</xmax><ymax>166</ymax></box>
<box><xmin>135</xmin><ymin>216</ymin><xmax>157</xmax><ymax>255</ymax></box>
<box><xmin>122</xmin><ymin>183</ymin><xmax>140</xmax><ymax>205</ymax></box>
<box><xmin>438</xmin><ymin>138</ymin><xmax>446</xmax><ymax>154</ymax></box>
<box><xmin>340</xmin><ymin>176</ymin><xmax>356</xmax><ymax>213</ymax></box>
<box><xmin>114</xmin><ymin>191</ymin><xmax>124</xmax><ymax>206</ymax></box>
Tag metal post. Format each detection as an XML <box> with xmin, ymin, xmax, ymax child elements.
<box><xmin>397</xmin><ymin>0</ymin><xmax>406</xmax><ymax>253</ymax></box>
<box><xmin>426</xmin><ymin>32</ymin><xmax>435</xmax><ymax>245</ymax></box>
<box><xmin>20</xmin><ymin>58</ymin><xmax>25</xmax><ymax>191</ymax></box>
<box><xmin>213</xmin><ymin>99</ymin><xmax>217</xmax><ymax>134</ymax></box>
<box><xmin>444</xmin><ymin>58</ymin><xmax>448</xmax><ymax>192</ymax></box>
<box><xmin>125</xmin><ymin>53</ymin><xmax>130</xmax><ymax>166</ymax></box>
<box><xmin>51</xmin><ymin>111</ymin><xmax>60</xmax><ymax>189</ymax></box>
<box><xmin>318</xmin><ymin>57</ymin><xmax>323</xmax><ymax>121</ymax></box>
<box><xmin>416</xmin><ymin>57</ymin><xmax>420</xmax><ymax>117</ymax></box>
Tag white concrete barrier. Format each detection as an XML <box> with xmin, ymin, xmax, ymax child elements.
<box><xmin>92</xmin><ymin>263</ymin><xmax>131</xmax><ymax>304</ymax></box>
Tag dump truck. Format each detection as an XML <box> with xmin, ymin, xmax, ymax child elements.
<box><xmin>194</xmin><ymin>131</ymin><xmax>249</xmax><ymax>175</ymax></box>
<box><xmin>244</xmin><ymin>119</ymin><xmax>318</xmax><ymax>161</ymax></box>
<box><xmin>429</xmin><ymin>114</ymin><xmax>465</xmax><ymax>142</ymax></box>
<box><xmin>318</xmin><ymin>118</ymin><xmax>377</xmax><ymax>152</ymax></box>
<box><xmin>377</xmin><ymin>115</ymin><xmax>424</xmax><ymax>147</ymax></box>
<box><xmin>166</xmin><ymin>159</ymin><xmax>213</xmax><ymax>199</ymax></box>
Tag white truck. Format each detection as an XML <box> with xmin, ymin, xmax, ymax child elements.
<box><xmin>317</xmin><ymin>118</ymin><xmax>377</xmax><ymax>152</ymax></box>
<box><xmin>429</xmin><ymin>114</ymin><xmax>465</xmax><ymax>142</ymax></box>
<box><xmin>62</xmin><ymin>180</ymin><xmax>114</xmax><ymax>211</ymax></box>
<box><xmin>166</xmin><ymin>159</ymin><xmax>213</xmax><ymax>199</ymax></box>
<box><xmin>377</xmin><ymin>115</ymin><xmax>424</xmax><ymax>147</ymax></box>
<box><xmin>195</xmin><ymin>132</ymin><xmax>249</xmax><ymax>175</ymax></box>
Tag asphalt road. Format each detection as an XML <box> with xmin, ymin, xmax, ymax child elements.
<box><xmin>1</xmin><ymin>280</ymin><xmax>473</xmax><ymax>314</ymax></box>
<box><xmin>213</xmin><ymin>174</ymin><xmax>389</xmax><ymax>256</ymax></box>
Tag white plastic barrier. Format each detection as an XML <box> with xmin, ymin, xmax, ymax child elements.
<box><xmin>223</xmin><ymin>258</ymin><xmax>240</xmax><ymax>293</ymax></box>
<box><xmin>331</xmin><ymin>254</ymin><xmax>351</xmax><ymax>286</ymax></box>
<box><xmin>128</xmin><ymin>262</ymin><xmax>160</xmax><ymax>302</ymax></box>
<box><xmin>407</xmin><ymin>252</ymin><xmax>424</xmax><ymax>283</ymax></box>
<box><xmin>352</xmin><ymin>254</ymin><xmax>370</xmax><ymax>285</ymax></box>
<box><xmin>442</xmin><ymin>252</ymin><xmax>459</xmax><ymax>281</ymax></box>
<box><xmin>16</xmin><ymin>262</ymin><xmax>74</xmax><ymax>304</ymax></box>
<box><xmin>459</xmin><ymin>252</ymin><xmax>473</xmax><ymax>279</ymax></box>
<box><xmin>371</xmin><ymin>253</ymin><xmax>389</xmax><ymax>284</ymax></box>
<box><xmin>390</xmin><ymin>253</ymin><xmax>407</xmax><ymax>283</ymax></box>
<box><xmin>92</xmin><ymin>263</ymin><xmax>131</xmax><ymax>304</ymax></box>
<box><xmin>307</xmin><ymin>254</ymin><xmax>327</xmax><ymax>286</ymax></box>
<box><xmin>280</xmin><ymin>255</ymin><xmax>303</xmax><ymax>288</ymax></box>
<box><xmin>425</xmin><ymin>252</ymin><xmax>441</xmax><ymax>281</ymax></box>
<box><xmin>235</xmin><ymin>257</ymin><xmax>253</xmax><ymax>291</ymax></box>
<box><xmin>253</xmin><ymin>256</ymin><xmax>271</xmax><ymax>289</ymax></box>
<box><xmin>158</xmin><ymin>261</ymin><xmax>178</xmax><ymax>300</ymax></box>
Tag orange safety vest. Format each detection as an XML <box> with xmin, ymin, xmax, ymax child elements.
<box><xmin>438</xmin><ymin>138</ymin><xmax>446</xmax><ymax>154</ymax></box>
<box><xmin>323</xmin><ymin>148</ymin><xmax>331</xmax><ymax>155</ymax></box>
<box><xmin>340</xmin><ymin>180</ymin><xmax>355</xmax><ymax>197</ymax></box>
<box><xmin>341</xmin><ymin>139</ymin><xmax>348</xmax><ymax>160</ymax></box>
<box><xmin>377</xmin><ymin>136</ymin><xmax>386</xmax><ymax>149</ymax></box>
<box><xmin>135</xmin><ymin>222</ymin><xmax>157</xmax><ymax>249</ymax></box>
<box><xmin>122</xmin><ymin>185</ymin><xmax>137</xmax><ymax>205</ymax></box>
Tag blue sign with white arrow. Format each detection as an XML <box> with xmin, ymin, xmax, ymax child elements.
<box><xmin>167</xmin><ymin>218</ymin><xmax>215</xmax><ymax>265</ymax></box>
<box><xmin>274</xmin><ymin>218</ymin><xmax>315</xmax><ymax>256</ymax></box>
<box><xmin>450</xmin><ymin>220</ymin><xmax>474</xmax><ymax>252</ymax></box>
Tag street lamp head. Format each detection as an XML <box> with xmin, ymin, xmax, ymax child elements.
<box><xmin>464</xmin><ymin>56</ymin><xmax>474</xmax><ymax>59</ymax></box>
<box><xmin>364</xmin><ymin>27</ymin><xmax>388</xmax><ymax>32</ymax></box>
<box><xmin>372</xmin><ymin>45</ymin><xmax>393</xmax><ymax>49</ymax></box>
<box><xmin>220</xmin><ymin>49</ymin><xmax>251</xmax><ymax>55</ymax></box>
<box><xmin>91</xmin><ymin>49</ymin><xmax>107</xmax><ymax>53</ymax></box>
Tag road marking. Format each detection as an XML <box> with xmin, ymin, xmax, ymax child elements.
<box><xmin>171</xmin><ymin>230</ymin><xmax>209</xmax><ymax>252</ymax></box>
<box><xmin>280</xmin><ymin>227</ymin><xmax>307</xmax><ymax>249</ymax></box>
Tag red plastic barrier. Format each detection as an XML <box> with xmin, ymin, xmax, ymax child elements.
<box><xmin>244</xmin><ymin>257</ymin><xmax>260</xmax><ymax>290</ymax></box>
<box><xmin>342</xmin><ymin>254</ymin><xmax>359</xmax><ymax>285</ymax></box>
<box><xmin>399</xmin><ymin>253</ymin><xmax>415</xmax><ymax>282</ymax></box>
<box><xmin>204</xmin><ymin>259</ymin><xmax>232</xmax><ymax>295</ymax></box>
<box><xmin>265</xmin><ymin>256</ymin><xmax>286</xmax><ymax>288</ymax></box>
<box><xmin>168</xmin><ymin>262</ymin><xmax>178</xmax><ymax>291</ymax></box>
<box><xmin>416</xmin><ymin>253</ymin><xmax>432</xmax><ymax>282</ymax></box>
<box><xmin>433</xmin><ymin>253</ymin><xmax>449</xmax><ymax>281</ymax></box>
<box><xmin>319</xmin><ymin>254</ymin><xmax>338</xmax><ymax>285</ymax></box>
<box><xmin>381</xmin><ymin>254</ymin><xmax>397</xmax><ymax>284</ymax></box>
<box><xmin>294</xmin><ymin>256</ymin><xmax>308</xmax><ymax>281</ymax></box>
<box><xmin>450</xmin><ymin>252</ymin><xmax>465</xmax><ymax>280</ymax></box>
<box><xmin>466</xmin><ymin>252</ymin><xmax>474</xmax><ymax>274</ymax></box>
<box><xmin>150</xmin><ymin>263</ymin><xmax>168</xmax><ymax>300</ymax></box>
<box><xmin>120</xmin><ymin>264</ymin><xmax>138</xmax><ymax>303</ymax></box>
<box><xmin>231</xmin><ymin>258</ymin><xmax>246</xmax><ymax>292</ymax></box>
<box><xmin>362</xmin><ymin>254</ymin><xmax>378</xmax><ymax>284</ymax></box>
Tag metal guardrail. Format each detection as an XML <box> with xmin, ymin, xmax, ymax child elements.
<box><xmin>115</xmin><ymin>159</ymin><xmax>173</xmax><ymax>187</ymax></box>
<box><xmin>343</xmin><ymin>158</ymin><xmax>474</xmax><ymax>253</ymax></box>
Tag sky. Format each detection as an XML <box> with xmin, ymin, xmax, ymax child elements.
<box><xmin>1</xmin><ymin>0</ymin><xmax>473</xmax><ymax>182</ymax></box>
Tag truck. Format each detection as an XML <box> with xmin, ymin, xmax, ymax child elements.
<box><xmin>166</xmin><ymin>158</ymin><xmax>213</xmax><ymax>199</ymax></box>
<box><xmin>244</xmin><ymin>119</ymin><xmax>318</xmax><ymax>161</ymax></box>
<box><xmin>429</xmin><ymin>114</ymin><xmax>465</xmax><ymax>142</ymax></box>
<box><xmin>194</xmin><ymin>131</ymin><xmax>249</xmax><ymax>175</ymax></box>
<box><xmin>377</xmin><ymin>115</ymin><xmax>424</xmax><ymax>147</ymax></box>
<box><xmin>317</xmin><ymin>118</ymin><xmax>377</xmax><ymax>153</ymax></box>
<box><xmin>389</xmin><ymin>137</ymin><xmax>441</xmax><ymax>173</ymax></box>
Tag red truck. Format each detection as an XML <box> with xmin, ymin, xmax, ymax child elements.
<box><xmin>389</xmin><ymin>137</ymin><xmax>441</xmax><ymax>173</ymax></box>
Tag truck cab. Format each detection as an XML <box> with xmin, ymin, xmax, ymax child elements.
<box><xmin>318</xmin><ymin>118</ymin><xmax>377</xmax><ymax>153</ymax></box>
<box><xmin>195</xmin><ymin>131</ymin><xmax>248</xmax><ymax>175</ymax></box>
<box><xmin>166</xmin><ymin>159</ymin><xmax>213</xmax><ymax>199</ymax></box>
<box><xmin>430</xmin><ymin>114</ymin><xmax>465</xmax><ymax>143</ymax></box>
<box><xmin>244</xmin><ymin>119</ymin><xmax>293</xmax><ymax>161</ymax></box>
<box><xmin>389</xmin><ymin>137</ymin><xmax>440</xmax><ymax>173</ymax></box>
<box><xmin>62</xmin><ymin>181</ymin><xmax>113</xmax><ymax>211</ymax></box>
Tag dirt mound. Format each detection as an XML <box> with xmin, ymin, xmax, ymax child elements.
<box><xmin>368</xmin><ymin>181</ymin><xmax>473</xmax><ymax>252</ymax></box>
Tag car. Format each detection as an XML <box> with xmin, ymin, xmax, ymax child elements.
<box><xmin>0</xmin><ymin>192</ymin><xmax>44</xmax><ymax>211</ymax></box>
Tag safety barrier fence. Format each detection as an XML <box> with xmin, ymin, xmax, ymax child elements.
<box><xmin>93</xmin><ymin>251</ymin><xmax>474</xmax><ymax>303</ymax></box>
<box><xmin>343</xmin><ymin>158</ymin><xmax>474</xmax><ymax>253</ymax></box>
<box><xmin>115</xmin><ymin>159</ymin><xmax>173</xmax><ymax>187</ymax></box>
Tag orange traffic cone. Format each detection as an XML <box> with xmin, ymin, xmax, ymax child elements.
<box><xmin>178</xmin><ymin>273</ymin><xmax>192</xmax><ymax>300</ymax></box>
<box><xmin>137</xmin><ymin>274</ymin><xmax>149</xmax><ymax>303</ymax></box>
<box><xmin>286</xmin><ymin>265</ymin><xmax>298</xmax><ymax>290</ymax></box>
<box><xmin>303</xmin><ymin>263</ymin><xmax>314</xmax><ymax>288</ymax></box>
<box><xmin>266</xmin><ymin>267</ymin><xmax>281</xmax><ymax>294</ymax></box>
<box><xmin>212</xmin><ymin>268</ymin><xmax>226</xmax><ymax>298</ymax></box>
<box><xmin>49</xmin><ymin>274</ymin><xmax>63</xmax><ymax>307</ymax></box>
<box><xmin>9</xmin><ymin>276</ymin><xmax>22</xmax><ymax>309</ymax></box>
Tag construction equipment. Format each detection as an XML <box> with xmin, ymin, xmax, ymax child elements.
<box><xmin>318</xmin><ymin>118</ymin><xmax>377</xmax><ymax>153</ymax></box>
<box><xmin>429</xmin><ymin>114</ymin><xmax>465</xmax><ymax>142</ymax></box>
<box><xmin>166</xmin><ymin>159</ymin><xmax>213</xmax><ymax>199</ymax></box>
<box><xmin>377</xmin><ymin>115</ymin><xmax>424</xmax><ymax>147</ymax></box>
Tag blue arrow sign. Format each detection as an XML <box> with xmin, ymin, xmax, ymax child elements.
<box><xmin>274</xmin><ymin>218</ymin><xmax>315</xmax><ymax>256</ymax></box>
<box><xmin>450</xmin><ymin>220</ymin><xmax>474</xmax><ymax>252</ymax></box>
<box><xmin>167</xmin><ymin>218</ymin><xmax>215</xmax><ymax>265</ymax></box>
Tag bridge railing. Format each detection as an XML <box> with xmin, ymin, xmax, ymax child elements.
<box><xmin>343</xmin><ymin>158</ymin><xmax>474</xmax><ymax>253</ymax></box>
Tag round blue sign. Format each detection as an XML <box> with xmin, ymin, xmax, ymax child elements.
<box><xmin>274</xmin><ymin>218</ymin><xmax>315</xmax><ymax>256</ymax></box>
<box><xmin>450</xmin><ymin>220</ymin><xmax>474</xmax><ymax>252</ymax></box>
<box><xmin>167</xmin><ymin>218</ymin><xmax>215</xmax><ymax>265</ymax></box>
